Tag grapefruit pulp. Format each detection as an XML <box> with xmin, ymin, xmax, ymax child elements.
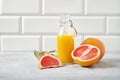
<box><xmin>39</xmin><ymin>54</ymin><xmax>62</xmax><ymax>69</ymax></box>
<box><xmin>72</xmin><ymin>44</ymin><xmax>100</xmax><ymax>67</ymax></box>
<box><xmin>34</xmin><ymin>50</ymin><xmax>62</xmax><ymax>69</ymax></box>
<box><xmin>81</xmin><ymin>38</ymin><xmax>105</xmax><ymax>61</ymax></box>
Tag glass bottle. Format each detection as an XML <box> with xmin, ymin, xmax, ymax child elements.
<box><xmin>56</xmin><ymin>15</ymin><xmax>77</xmax><ymax>63</ymax></box>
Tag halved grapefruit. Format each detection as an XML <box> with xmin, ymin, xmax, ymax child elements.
<box><xmin>72</xmin><ymin>44</ymin><xmax>100</xmax><ymax>67</ymax></box>
<box><xmin>81</xmin><ymin>38</ymin><xmax>105</xmax><ymax>61</ymax></box>
<box><xmin>34</xmin><ymin>50</ymin><xmax>62</xmax><ymax>69</ymax></box>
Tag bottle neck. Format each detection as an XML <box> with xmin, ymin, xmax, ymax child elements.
<box><xmin>58</xmin><ymin>21</ymin><xmax>72</xmax><ymax>35</ymax></box>
<box><xmin>58</xmin><ymin>15</ymin><xmax>77</xmax><ymax>36</ymax></box>
<box><xmin>59</xmin><ymin>14</ymin><xmax>71</xmax><ymax>27</ymax></box>
<box><xmin>60</xmin><ymin>20</ymin><xmax>71</xmax><ymax>28</ymax></box>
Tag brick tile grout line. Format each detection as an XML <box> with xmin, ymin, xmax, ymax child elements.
<box><xmin>105</xmin><ymin>16</ymin><xmax>107</xmax><ymax>35</ymax></box>
<box><xmin>0</xmin><ymin>35</ymin><xmax>1</xmax><ymax>52</ymax></box>
<box><xmin>19</xmin><ymin>16</ymin><xmax>22</xmax><ymax>35</ymax></box>
<box><xmin>0</xmin><ymin>35</ymin><xmax>3</xmax><ymax>52</ymax></box>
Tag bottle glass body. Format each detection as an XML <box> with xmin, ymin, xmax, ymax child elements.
<box><xmin>56</xmin><ymin>15</ymin><xmax>77</xmax><ymax>63</ymax></box>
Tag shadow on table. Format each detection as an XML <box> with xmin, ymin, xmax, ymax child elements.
<box><xmin>90</xmin><ymin>58</ymin><xmax>120</xmax><ymax>69</ymax></box>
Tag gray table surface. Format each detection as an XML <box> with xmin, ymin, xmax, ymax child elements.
<box><xmin>0</xmin><ymin>52</ymin><xmax>120</xmax><ymax>80</ymax></box>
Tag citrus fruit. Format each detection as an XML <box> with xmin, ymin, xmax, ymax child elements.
<box><xmin>34</xmin><ymin>50</ymin><xmax>62</xmax><ymax>69</ymax></box>
<box><xmin>72</xmin><ymin>44</ymin><xmax>100</xmax><ymax>67</ymax></box>
<box><xmin>39</xmin><ymin>54</ymin><xmax>62</xmax><ymax>69</ymax></box>
<box><xmin>81</xmin><ymin>38</ymin><xmax>105</xmax><ymax>61</ymax></box>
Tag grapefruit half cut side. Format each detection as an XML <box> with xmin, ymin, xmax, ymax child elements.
<box><xmin>72</xmin><ymin>44</ymin><xmax>100</xmax><ymax>67</ymax></box>
<box><xmin>81</xmin><ymin>38</ymin><xmax>105</xmax><ymax>61</ymax></box>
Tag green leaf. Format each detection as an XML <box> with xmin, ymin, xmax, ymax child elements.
<box><xmin>48</xmin><ymin>50</ymin><xmax>56</xmax><ymax>53</ymax></box>
<box><xmin>34</xmin><ymin>50</ymin><xmax>45</xmax><ymax>60</ymax></box>
<box><xmin>34</xmin><ymin>50</ymin><xmax>56</xmax><ymax>60</ymax></box>
<box><xmin>48</xmin><ymin>50</ymin><xmax>56</xmax><ymax>56</ymax></box>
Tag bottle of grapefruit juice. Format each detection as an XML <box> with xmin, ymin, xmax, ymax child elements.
<box><xmin>57</xmin><ymin>35</ymin><xmax>74</xmax><ymax>63</ymax></box>
<box><xmin>57</xmin><ymin>15</ymin><xmax>77</xmax><ymax>63</ymax></box>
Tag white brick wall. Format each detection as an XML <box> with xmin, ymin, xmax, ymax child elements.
<box><xmin>85</xmin><ymin>0</ymin><xmax>120</xmax><ymax>15</ymax></box>
<box><xmin>106</xmin><ymin>17</ymin><xmax>120</xmax><ymax>34</ymax></box>
<box><xmin>0</xmin><ymin>0</ymin><xmax>120</xmax><ymax>53</ymax></box>
<box><xmin>42</xmin><ymin>35</ymin><xmax>56</xmax><ymax>51</ymax></box>
<box><xmin>0</xmin><ymin>16</ymin><xmax>20</xmax><ymax>34</ymax></box>
<box><xmin>1</xmin><ymin>0</ymin><xmax>41</xmax><ymax>15</ymax></box>
<box><xmin>43</xmin><ymin>0</ymin><xmax>83</xmax><ymax>15</ymax></box>
<box><xmin>22</xmin><ymin>16</ymin><xmax>59</xmax><ymax>34</ymax></box>
<box><xmin>72</xmin><ymin>16</ymin><xmax>105</xmax><ymax>34</ymax></box>
<box><xmin>1</xmin><ymin>35</ymin><xmax>41</xmax><ymax>51</ymax></box>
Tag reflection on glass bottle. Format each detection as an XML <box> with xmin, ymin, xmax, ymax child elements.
<box><xmin>57</xmin><ymin>15</ymin><xmax>77</xmax><ymax>63</ymax></box>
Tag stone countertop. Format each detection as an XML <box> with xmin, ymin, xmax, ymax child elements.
<box><xmin>0</xmin><ymin>52</ymin><xmax>120</xmax><ymax>80</ymax></box>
